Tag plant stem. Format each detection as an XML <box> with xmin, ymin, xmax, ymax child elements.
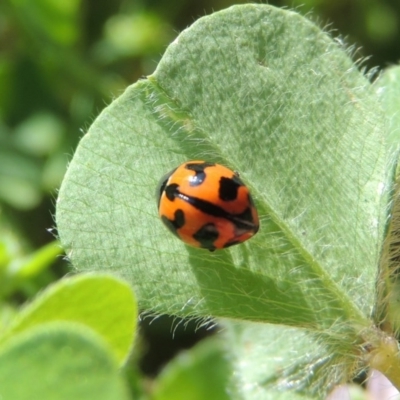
<box><xmin>367</xmin><ymin>331</ymin><xmax>400</xmax><ymax>391</ymax></box>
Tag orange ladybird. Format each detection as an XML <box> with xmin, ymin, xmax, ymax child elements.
<box><xmin>156</xmin><ymin>161</ymin><xmax>259</xmax><ymax>251</ymax></box>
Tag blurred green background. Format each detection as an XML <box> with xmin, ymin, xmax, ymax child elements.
<box><xmin>1</xmin><ymin>0</ymin><xmax>400</xmax><ymax>377</ymax></box>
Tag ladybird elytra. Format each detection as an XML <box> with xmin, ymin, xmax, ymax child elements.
<box><xmin>157</xmin><ymin>160</ymin><xmax>259</xmax><ymax>251</ymax></box>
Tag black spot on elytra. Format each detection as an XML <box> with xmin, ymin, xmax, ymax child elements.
<box><xmin>218</xmin><ymin>176</ymin><xmax>242</xmax><ymax>201</ymax></box>
<box><xmin>231</xmin><ymin>206</ymin><xmax>259</xmax><ymax>232</ymax></box>
<box><xmin>183</xmin><ymin>195</ymin><xmax>228</xmax><ymax>218</ymax></box>
<box><xmin>185</xmin><ymin>162</ymin><xmax>215</xmax><ymax>187</ymax></box>
<box><xmin>185</xmin><ymin>161</ymin><xmax>215</xmax><ymax>172</ymax></box>
<box><xmin>161</xmin><ymin>209</ymin><xmax>185</xmax><ymax>236</ymax></box>
<box><xmin>156</xmin><ymin>167</ymin><xmax>177</xmax><ymax>208</ymax></box>
<box><xmin>193</xmin><ymin>223</ymin><xmax>219</xmax><ymax>251</ymax></box>
<box><xmin>165</xmin><ymin>183</ymin><xmax>179</xmax><ymax>201</ymax></box>
<box><xmin>180</xmin><ymin>194</ymin><xmax>258</xmax><ymax>232</ymax></box>
<box><xmin>237</xmin><ymin>206</ymin><xmax>256</xmax><ymax>225</ymax></box>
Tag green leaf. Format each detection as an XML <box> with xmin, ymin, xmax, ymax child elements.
<box><xmin>0</xmin><ymin>274</ymin><xmax>137</xmax><ymax>364</ymax></box>
<box><xmin>8</xmin><ymin>240</ymin><xmax>63</xmax><ymax>280</ymax></box>
<box><xmin>55</xmin><ymin>0</ymin><xmax>391</xmax><ymax>358</ymax></box>
<box><xmin>374</xmin><ymin>66</ymin><xmax>400</xmax><ymax>334</ymax></box>
<box><xmin>222</xmin><ymin>321</ymin><xmax>338</xmax><ymax>399</ymax></box>
<box><xmin>0</xmin><ymin>213</ymin><xmax>61</xmax><ymax>297</ymax></box>
<box><xmin>0</xmin><ymin>239</ymin><xmax>62</xmax><ymax>298</ymax></box>
<box><xmin>152</xmin><ymin>338</ymin><xmax>231</xmax><ymax>400</ymax></box>
<box><xmin>376</xmin><ymin>65</ymin><xmax>400</xmax><ymax>150</ymax></box>
<box><xmin>56</xmin><ymin>4</ymin><xmax>390</xmax><ymax>329</ymax></box>
<box><xmin>0</xmin><ymin>323</ymin><xmax>131</xmax><ymax>400</ymax></box>
<box><xmin>54</xmin><ymin>4</ymin><xmax>400</xmax><ymax>396</ymax></box>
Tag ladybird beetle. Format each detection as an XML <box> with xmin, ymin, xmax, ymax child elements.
<box><xmin>156</xmin><ymin>161</ymin><xmax>259</xmax><ymax>251</ymax></box>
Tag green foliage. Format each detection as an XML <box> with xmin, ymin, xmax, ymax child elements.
<box><xmin>0</xmin><ymin>0</ymin><xmax>172</xmax><ymax>211</ymax></box>
<box><xmin>0</xmin><ymin>275</ymin><xmax>138</xmax><ymax>399</ymax></box>
<box><xmin>56</xmin><ymin>4</ymin><xmax>399</xmax><ymax>398</ymax></box>
<box><xmin>0</xmin><ymin>274</ymin><xmax>137</xmax><ymax>364</ymax></box>
<box><xmin>2</xmin><ymin>0</ymin><xmax>400</xmax><ymax>398</ymax></box>
<box><xmin>373</xmin><ymin>66</ymin><xmax>400</xmax><ymax>335</ymax></box>
<box><xmin>0</xmin><ymin>324</ymin><xmax>131</xmax><ymax>400</ymax></box>
<box><xmin>376</xmin><ymin>66</ymin><xmax>400</xmax><ymax>149</ymax></box>
<box><xmin>289</xmin><ymin>0</ymin><xmax>400</xmax><ymax>65</ymax></box>
<box><xmin>152</xmin><ymin>338</ymin><xmax>231</xmax><ymax>400</ymax></box>
<box><xmin>7</xmin><ymin>0</ymin><xmax>81</xmax><ymax>48</ymax></box>
<box><xmin>57</xmin><ymin>4</ymin><xmax>389</xmax><ymax>324</ymax></box>
<box><xmin>223</xmin><ymin>322</ymin><xmax>328</xmax><ymax>399</ymax></box>
<box><xmin>0</xmin><ymin>215</ymin><xmax>63</xmax><ymax>299</ymax></box>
